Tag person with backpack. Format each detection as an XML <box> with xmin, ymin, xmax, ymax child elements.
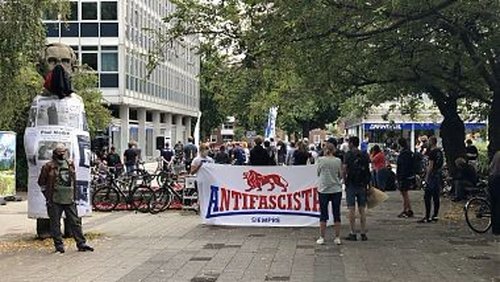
<box><xmin>396</xmin><ymin>138</ymin><xmax>415</xmax><ymax>218</ymax></box>
<box><xmin>418</xmin><ymin>136</ymin><xmax>444</xmax><ymax>223</ymax></box>
<box><xmin>342</xmin><ymin>136</ymin><xmax>371</xmax><ymax>241</ymax></box>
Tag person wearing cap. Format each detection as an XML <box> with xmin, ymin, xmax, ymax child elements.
<box><xmin>38</xmin><ymin>143</ymin><xmax>94</xmax><ymax>253</ymax></box>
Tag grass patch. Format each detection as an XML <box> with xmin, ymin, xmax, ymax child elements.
<box><xmin>0</xmin><ymin>232</ymin><xmax>106</xmax><ymax>253</ymax></box>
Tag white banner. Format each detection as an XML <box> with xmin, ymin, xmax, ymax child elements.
<box><xmin>197</xmin><ymin>164</ymin><xmax>323</xmax><ymax>227</ymax></box>
<box><xmin>25</xmin><ymin>94</ymin><xmax>91</xmax><ymax>218</ymax></box>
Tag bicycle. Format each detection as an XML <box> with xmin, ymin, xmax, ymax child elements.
<box><xmin>92</xmin><ymin>170</ymin><xmax>156</xmax><ymax>213</ymax></box>
<box><xmin>149</xmin><ymin>175</ymin><xmax>198</xmax><ymax>214</ymax></box>
<box><xmin>463</xmin><ymin>184</ymin><xmax>491</xmax><ymax>233</ymax></box>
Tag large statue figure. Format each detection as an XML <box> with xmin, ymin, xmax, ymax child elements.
<box><xmin>25</xmin><ymin>43</ymin><xmax>92</xmax><ymax>237</ymax></box>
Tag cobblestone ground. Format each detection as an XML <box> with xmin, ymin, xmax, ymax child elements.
<box><xmin>0</xmin><ymin>190</ymin><xmax>498</xmax><ymax>282</ymax></box>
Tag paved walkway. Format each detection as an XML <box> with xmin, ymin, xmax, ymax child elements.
<box><xmin>0</xmin><ymin>190</ymin><xmax>498</xmax><ymax>282</ymax></box>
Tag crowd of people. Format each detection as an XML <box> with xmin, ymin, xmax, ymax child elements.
<box><xmin>89</xmin><ymin>133</ymin><xmax>498</xmax><ymax>246</ymax></box>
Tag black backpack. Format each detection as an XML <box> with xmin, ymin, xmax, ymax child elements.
<box><xmin>348</xmin><ymin>151</ymin><xmax>371</xmax><ymax>186</ymax></box>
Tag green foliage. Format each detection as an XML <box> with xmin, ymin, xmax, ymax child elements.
<box><xmin>72</xmin><ymin>69</ymin><xmax>112</xmax><ymax>137</ymax></box>
<box><xmin>476</xmin><ymin>142</ymin><xmax>490</xmax><ymax>177</ymax></box>
<box><xmin>159</xmin><ymin>0</ymin><xmax>500</xmax><ymax>155</ymax></box>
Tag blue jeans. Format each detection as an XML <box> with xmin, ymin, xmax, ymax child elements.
<box><xmin>126</xmin><ymin>164</ymin><xmax>136</xmax><ymax>173</ymax></box>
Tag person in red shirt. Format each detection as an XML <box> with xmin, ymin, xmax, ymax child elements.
<box><xmin>370</xmin><ymin>145</ymin><xmax>386</xmax><ymax>188</ymax></box>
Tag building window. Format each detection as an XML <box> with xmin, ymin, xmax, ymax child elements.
<box><xmin>81</xmin><ymin>23</ymin><xmax>98</xmax><ymax>37</ymax></box>
<box><xmin>82</xmin><ymin>2</ymin><xmax>97</xmax><ymax>20</ymax></box>
<box><xmin>45</xmin><ymin>23</ymin><xmax>60</xmax><ymax>37</ymax></box>
<box><xmin>101</xmin><ymin>2</ymin><xmax>117</xmax><ymax>20</ymax></box>
<box><xmin>100</xmin><ymin>23</ymin><xmax>118</xmax><ymax>37</ymax></box>
<box><xmin>101</xmin><ymin>53</ymin><xmax>118</xmax><ymax>71</ymax></box>
<box><xmin>68</xmin><ymin>1</ymin><xmax>78</xmax><ymax>21</ymax></box>
<box><xmin>81</xmin><ymin>53</ymin><xmax>98</xmax><ymax>71</ymax></box>
<box><xmin>100</xmin><ymin>74</ymin><xmax>119</xmax><ymax>88</ymax></box>
<box><xmin>43</xmin><ymin>9</ymin><xmax>58</xmax><ymax>20</ymax></box>
<box><xmin>61</xmin><ymin>23</ymin><xmax>79</xmax><ymax>37</ymax></box>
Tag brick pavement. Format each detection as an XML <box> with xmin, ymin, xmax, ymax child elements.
<box><xmin>0</xmin><ymin>190</ymin><xmax>498</xmax><ymax>282</ymax></box>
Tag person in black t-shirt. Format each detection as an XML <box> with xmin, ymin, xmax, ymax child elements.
<box><xmin>396</xmin><ymin>138</ymin><xmax>414</xmax><ymax>218</ymax></box>
<box><xmin>106</xmin><ymin>146</ymin><xmax>121</xmax><ymax>167</ymax></box>
<box><xmin>123</xmin><ymin>143</ymin><xmax>138</xmax><ymax>173</ymax></box>
<box><xmin>342</xmin><ymin>136</ymin><xmax>370</xmax><ymax>241</ymax></box>
<box><xmin>418</xmin><ymin>136</ymin><xmax>443</xmax><ymax>223</ymax></box>
<box><xmin>214</xmin><ymin>145</ymin><xmax>231</xmax><ymax>164</ymax></box>
<box><xmin>249</xmin><ymin>136</ymin><xmax>272</xmax><ymax>166</ymax></box>
<box><xmin>183</xmin><ymin>137</ymin><xmax>198</xmax><ymax>172</ymax></box>
<box><xmin>293</xmin><ymin>141</ymin><xmax>310</xmax><ymax>165</ymax></box>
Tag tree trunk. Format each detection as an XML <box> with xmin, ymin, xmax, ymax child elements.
<box><xmin>488</xmin><ymin>90</ymin><xmax>500</xmax><ymax>161</ymax></box>
<box><xmin>440</xmin><ymin>112</ymin><xmax>466</xmax><ymax>176</ymax></box>
<box><xmin>432</xmin><ymin>92</ymin><xmax>466</xmax><ymax>176</ymax></box>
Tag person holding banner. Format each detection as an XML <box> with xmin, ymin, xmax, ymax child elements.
<box><xmin>316</xmin><ymin>143</ymin><xmax>343</xmax><ymax>245</ymax></box>
<box><xmin>190</xmin><ymin>144</ymin><xmax>214</xmax><ymax>175</ymax></box>
<box><xmin>37</xmin><ymin>143</ymin><xmax>94</xmax><ymax>253</ymax></box>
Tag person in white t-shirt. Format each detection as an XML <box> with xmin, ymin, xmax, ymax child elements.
<box><xmin>190</xmin><ymin>144</ymin><xmax>214</xmax><ymax>175</ymax></box>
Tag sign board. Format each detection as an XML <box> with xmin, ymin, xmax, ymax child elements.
<box><xmin>0</xmin><ymin>131</ymin><xmax>16</xmax><ymax>197</ymax></box>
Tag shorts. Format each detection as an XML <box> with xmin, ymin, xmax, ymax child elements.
<box><xmin>318</xmin><ymin>192</ymin><xmax>342</xmax><ymax>222</ymax></box>
<box><xmin>346</xmin><ymin>185</ymin><xmax>367</xmax><ymax>208</ymax></box>
<box><xmin>398</xmin><ymin>177</ymin><xmax>415</xmax><ymax>191</ymax></box>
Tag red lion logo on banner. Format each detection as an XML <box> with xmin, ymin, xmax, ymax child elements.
<box><xmin>243</xmin><ymin>169</ymin><xmax>289</xmax><ymax>192</ymax></box>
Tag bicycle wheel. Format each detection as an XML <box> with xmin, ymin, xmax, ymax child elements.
<box><xmin>464</xmin><ymin>197</ymin><xmax>492</xmax><ymax>233</ymax></box>
<box><xmin>92</xmin><ymin>186</ymin><xmax>120</xmax><ymax>212</ymax></box>
<box><xmin>131</xmin><ymin>185</ymin><xmax>156</xmax><ymax>213</ymax></box>
<box><xmin>150</xmin><ymin>187</ymin><xmax>173</xmax><ymax>214</ymax></box>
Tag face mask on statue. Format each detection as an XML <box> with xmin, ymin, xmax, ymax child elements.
<box><xmin>54</xmin><ymin>153</ymin><xmax>66</xmax><ymax>160</ymax></box>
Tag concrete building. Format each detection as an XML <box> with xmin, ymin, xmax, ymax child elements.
<box><xmin>209</xmin><ymin>116</ymin><xmax>236</xmax><ymax>144</ymax></box>
<box><xmin>43</xmin><ymin>0</ymin><xmax>200</xmax><ymax>159</ymax></box>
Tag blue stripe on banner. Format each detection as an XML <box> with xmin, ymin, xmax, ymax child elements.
<box><xmin>206</xmin><ymin>210</ymin><xmax>320</xmax><ymax>218</ymax></box>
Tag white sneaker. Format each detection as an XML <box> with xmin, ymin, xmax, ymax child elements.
<box><xmin>316</xmin><ymin>237</ymin><xmax>325</xmax><ymax>245</ymax></box>
<box><xmin>334</xmin><ymin>237</ymin><xmax>342</xmax><ymax>245</ymax></box>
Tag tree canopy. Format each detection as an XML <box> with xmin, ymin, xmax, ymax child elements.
<box><xmin>161</xmin><ymin>0</ymin><xmax>500</xmax><ymax>162</ymax></box>
<box><xmin>0</xmin><ymin>0</ymin><xmax>111</xmax><ymax>187</ymax></box>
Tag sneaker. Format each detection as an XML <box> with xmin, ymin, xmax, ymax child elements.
<box><xmin>77</xmin><ymin>244</ymin><xmax>94</xmax><ymax>252</ymax></box>
<box><xmin>360</xmin><ymin>234</ymin><xmax>368</xmax><ymax>241</ymax></box>
<box><xmin>345</xmin><ymin>233</ymin><xmax>357</xmax><ymax>241</ymax></box>
<box><xmin>334</xmin><ymin>237</ymin><xmax>342</xmax><ymax>245</ymax></box>
<box><xmin>316</xmin><ymin>237</ymin><xmax>325</xmax><ymax>245</ymax></box>
<box><xmin>431</xmin><ymin>216</ymin><xmax>439</xmax><ymax>222</ymax></box>
<box><xmin>397</xmin><ymin>211</ymin><xmax>408</xmax><ymax>218</ymax></box>
<box><xmin>55</xmin><ymin>245</ymin><xmax>65</xmax><ymax>253</ymax></box>
<box><xmin>417</xmin><ymin>218</ymin><xmax>431</xmax><ymax>223</ymax></box>
<box><xmin>407</xmin><ymin>210</ymin><xmax>414</xmax><ymax>218</ymax></box>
